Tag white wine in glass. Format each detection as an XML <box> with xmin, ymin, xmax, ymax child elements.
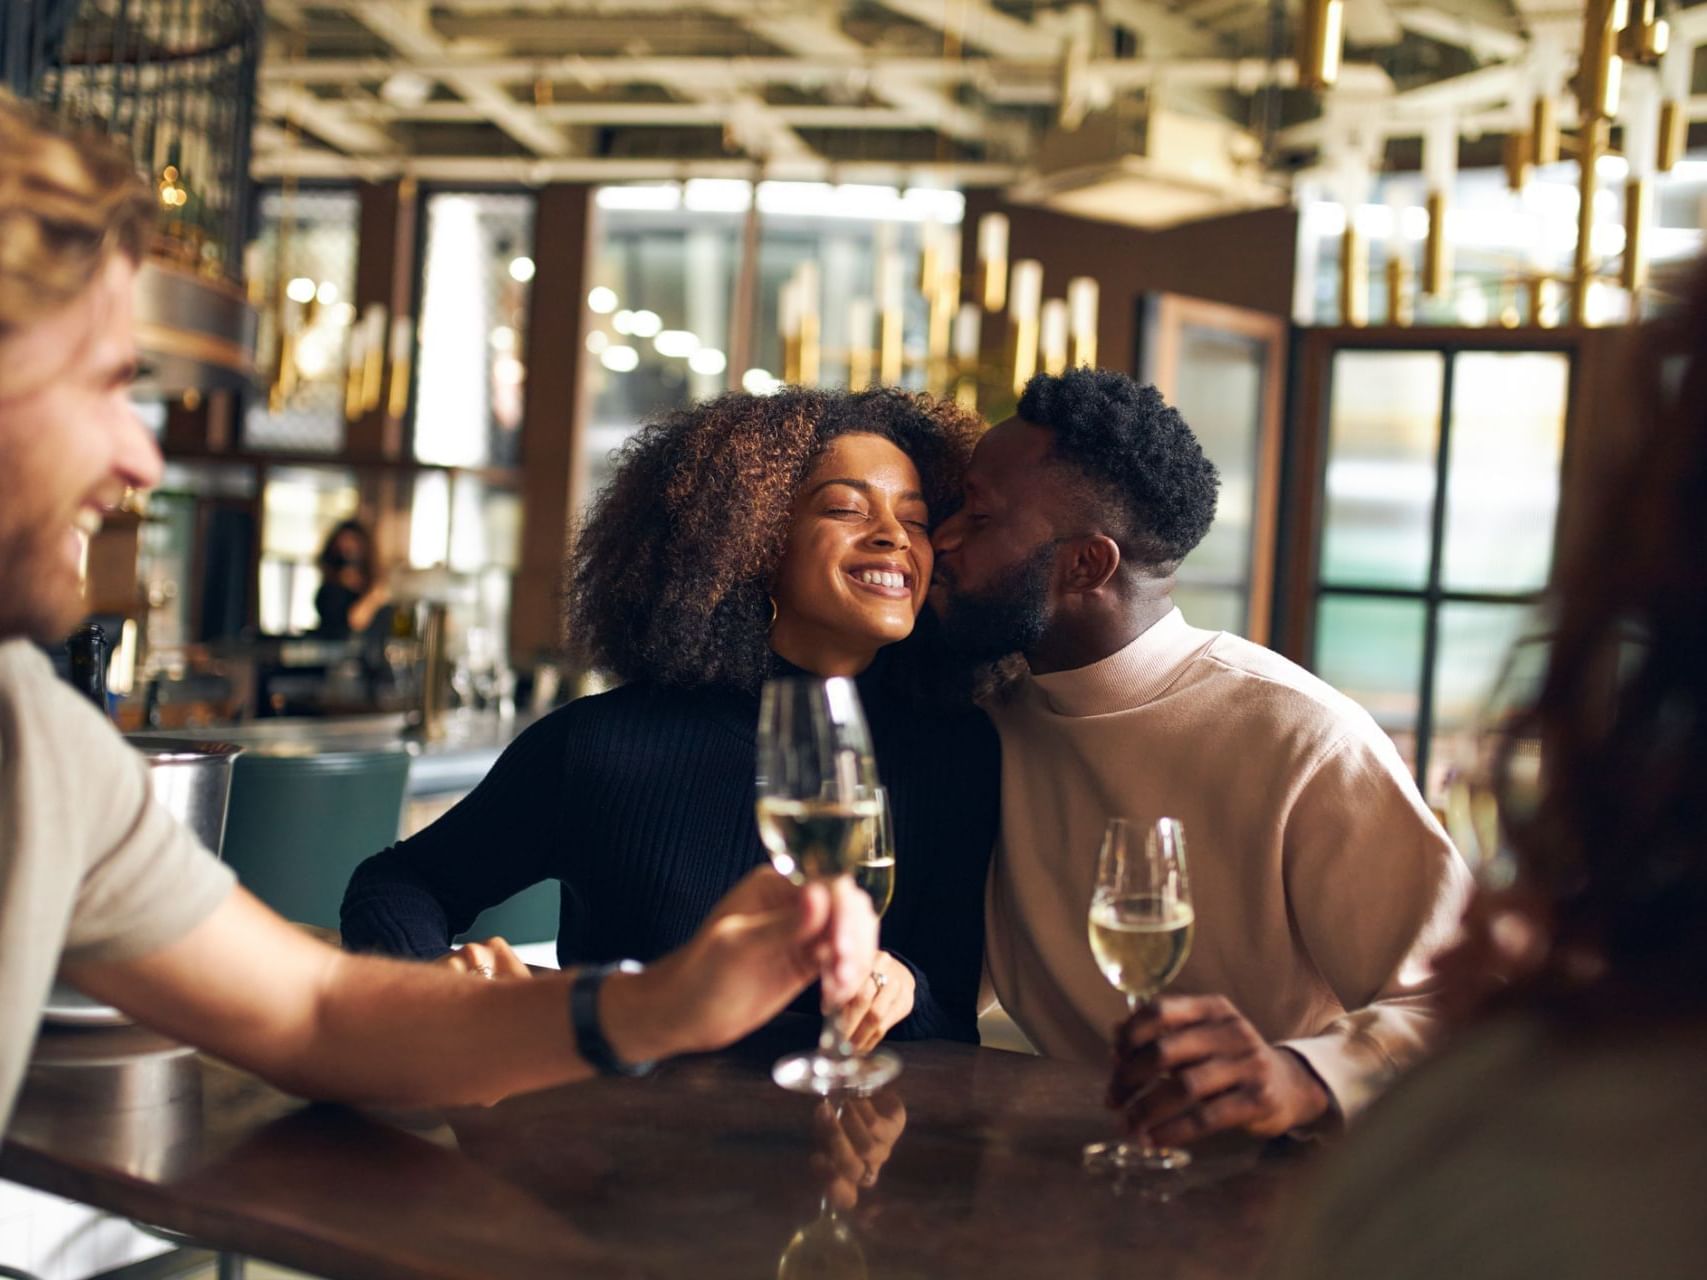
<box><xmin>1088</xmin><ymin>895</ymin><xmax>1195</xmax><ymax>998</ymax></box>
<box><xmin>757</xmin><ymin>676</ymin><xmax>901</xmax><ymax>1096</ymax></box>
<box><xmin>1083</xmin><ymin>816</ymin><xmax>1194</xmax><ymax>1174</ymax></box>
<box><xmin>851</xmin><ymin>786</ymin><xmax>896</xmax><ymax>917</ymax></box>
<box><xmin>757</xmin><ymin>795</ymin><xmax>882</xmax><ymax>884</ymax></box>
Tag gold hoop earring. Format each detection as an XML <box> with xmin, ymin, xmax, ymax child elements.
<box><xmin>767</xmin><ymin>594</ymin><xmax>779</xmax><ymax>629</ymax></box>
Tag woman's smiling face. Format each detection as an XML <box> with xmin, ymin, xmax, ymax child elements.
<box><xmin>768</xmin><ymin>432</ymin><xmax>933</xmax><ymax>674</ymax></box>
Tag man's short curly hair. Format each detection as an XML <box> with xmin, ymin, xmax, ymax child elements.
<box><xmin>568</xmin><ymin>386</ymin><xmax>981</xmax><ymax>691</ymax></box>
<box><xmin>1017</xmin><ymin>369</ymin><xmax>1219</xmax><ymax>571</ymax></box>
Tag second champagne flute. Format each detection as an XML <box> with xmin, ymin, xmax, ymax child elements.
<box><xmin>854</xmin><ymin>785</ymin><xmax>896</xmax><ymax>918</ymax></box>
<box><xmin>756</xmin><ymin>676</ymin><xmax>901</xmax><ymax>1095</ymax></box>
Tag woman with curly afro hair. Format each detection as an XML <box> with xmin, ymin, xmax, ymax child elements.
<box><xmin>342</xmin><ymin>387</ymin><xmax>1000</xmax><ymax>1050</ymax></box>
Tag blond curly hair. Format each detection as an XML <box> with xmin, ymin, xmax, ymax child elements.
<box><xmin>0</xmin><ymin>93</ymin><xmax>154</xmax><ymax>338</ymax></box>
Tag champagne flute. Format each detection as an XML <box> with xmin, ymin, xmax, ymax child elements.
<box><xmin>756</xmin><ymin>676</ymin><xmax>901</xmax><ymax>1096</ymax></box>
<box><xmin>1083</xmin><ymin>816</ymin><xmax>1195</xmax><ymax>1173</ymax></box>
<box><xmin>853</xmin><ymin>785</ymin><xmax>896</xmax><ymax>918</ymax></box>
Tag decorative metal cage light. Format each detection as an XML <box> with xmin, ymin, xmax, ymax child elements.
<box><xmin>5</xmin><ymin>0</ymin><xmax>262</xmax><ymax>393</ymax></box>
<box><xmin>27</xmin><ymin>0</ymin><xmax>261</xmax><ymax>283</ymax></box>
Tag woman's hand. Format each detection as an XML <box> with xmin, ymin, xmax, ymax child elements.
<box><xmin>437</xmin><ymin>936</ymin><xmax>532</xmax><ymax>980</ymax></box>
<box><xmin>837</xmin><ymin>951</ymin><xmax>915</xmax><ymax>1053</ymax></box>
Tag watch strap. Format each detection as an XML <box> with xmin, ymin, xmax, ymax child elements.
<box><xmin>568</xmin><ymin>959</ymin><xmax>655</xmax><ymax>1078</ymax></box>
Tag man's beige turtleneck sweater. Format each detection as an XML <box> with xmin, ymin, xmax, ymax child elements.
<box><xmin>984</xmin><ymin>608</ymin><xmax>1472</xmax><ymax>1119</ymax></box>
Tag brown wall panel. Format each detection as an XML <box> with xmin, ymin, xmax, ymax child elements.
<box><xmin>511</xmin><ymin>184</ymin><xmax>595</xmax><ymax>662</ymax></box>
<box><xmin>959</xmin><ymin>192</ymin><xmax>1299</xmax><ymax>381</ymax></box>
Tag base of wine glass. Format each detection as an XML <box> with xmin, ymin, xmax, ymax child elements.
<box><xmin>772</xmin><ymin>1047</ymin><xmax>901</xmax><ymax>1096</ymax></box>
<box><xmin>1082</xmin><ymin>1137</ymin><xmax>1191</xmax><ymax>1173</ymax></box>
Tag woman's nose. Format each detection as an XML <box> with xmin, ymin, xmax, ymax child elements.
<box><xmin>868</xmin><ymin>510</ymin><xmax>909</xmax><ymax>550</ymax></box>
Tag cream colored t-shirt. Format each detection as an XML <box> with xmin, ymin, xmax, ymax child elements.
<box><xmin>986</xmin><ymin>608</ymin><xmax>1472</xmax><ymax>1119</ymax></box>
<box><xmin>0</xmin><ymin>639</ymin><xmax>234</xmax><ymax>1133</ymax></box>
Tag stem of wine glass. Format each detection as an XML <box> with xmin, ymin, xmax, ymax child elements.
<box><xmin>1124</xmin><ymin>994</ymin><xmax>1162</xmax><ymax>1160</ymax></box>
<box><xmin>818</xmin><ymin>1001</ymin><xmax>854</xmax><ymax>1060</ymax></box>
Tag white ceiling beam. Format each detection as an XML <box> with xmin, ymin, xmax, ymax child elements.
<box><xmin>1673</xmin><ymin>4</ymin><xmax>1707</xmax><ymax>43</ymax></box>
<box><xmin>726</xmin><ymin>10</ymin><xmax>1007</xmax><ymax>147</ymax></box>
<box><xmin>1097</xmin><ymin>0</ymin><xmax>1220</xmax><ymax>56</ymax></box>
<box><xmin>1342</xmin><ymin>0</ymin><xmax>1404</xmax><ymax>46</ymax></box>
<box><xmin>261</xmin><ymin>51</ymin><xmax>1393</xmax><ymax>94</ymax></box>
<box><xmin>721</xmin><ymin>92</ymin><xmax>817</xmax><ymax>160</ymax></box>
<box><xmin>251</xmin><ymin>149</ymin><xmax>1021</xmax><ymax>185</ymax></box>
<box><xmin>321</xmin><ymin>0</ymin><xmax>815</xmax><ymax>162</ymax></box>
<box><xmin>866</xmin><ymin>0</ymin><xmax>1047</xmax><ymax>61</ymax></box>
<box><xmin>258</xmin><ymin>83</ymin><xmax>395</xmax><ymax>155</ymax></box>
<box><xmin>258</xmin><ymin>55</ymin><xmax>979</xmax><ymax>85</ymax></box>
<box><xmin>341</xmin><ymin>0</ymin><xmax>572</xmax><ymax>156</ymax></box>
<box><xmin>1393</xmin><ymin>6</ymin><xmax>1527</xmax><ymax>61</ymax></box>
<box><xmin>1092</xmin><ymin>56</ymin><xmax>1393</xmax><ymax>95</ymax></box>
<box><xmin>388</xmin><ymin>101</ymin><xmax>926</xmax><ymax>127</ymax></box>
<box><xmin>1379</xmin><ymin>59</ymin><xmax>1520</xmax><ymax>111</ymax></box>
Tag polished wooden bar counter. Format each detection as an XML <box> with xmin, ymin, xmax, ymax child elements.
<box><xmin>4</xmin><ymin>1022</ymin><xmax>1312</xmax><ymax>1279</ymax></box>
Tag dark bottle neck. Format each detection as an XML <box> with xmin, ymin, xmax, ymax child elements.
<box><xmin>64</xmin><ymin>623</ymin><xmax>112</xmax><ymax>719</ymax></box>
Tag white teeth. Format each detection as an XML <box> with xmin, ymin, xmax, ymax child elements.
<box><xmin>73</xmin><ymin>509</ymin><xmax>103</xmax><ymax>537</ymax></box>
<box><xmin>857</xmin><ymin>570</ymin><xmax>906</xmax><ymax>589</ymax></box>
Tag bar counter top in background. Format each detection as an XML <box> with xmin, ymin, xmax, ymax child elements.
<box><xmin>129</xmin><ymin>708</ymin><xmax>540</xmax><ymax>799</ymax></box>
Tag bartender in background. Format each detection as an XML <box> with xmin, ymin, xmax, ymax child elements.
<box><xmin>314</xmin><ymin>518</ymin><xmax>391</xmax><ymax>638</ymax></box>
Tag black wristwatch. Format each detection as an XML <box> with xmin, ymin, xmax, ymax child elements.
<box><xmin>568</xmin><ymin>959</ymin><xmax>656</xmax><ymax>1078</ymax></box>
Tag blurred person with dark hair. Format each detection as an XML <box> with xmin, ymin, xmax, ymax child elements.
<box><xmin>313</xmin><ymin>517</ymin><xmax>390</xmax><ymax>638</ymax></box>
<box><xmin>343</xmin><ymin>387</ymin><xmax>998</xmax><ymax>1050</ymax></box>
<box><xmin>931</xmin><ymin>369</ymin><xmax>1471</xmax><ymax>1146</ymax></box>
<box><xmin>1266</xmin><ymin>267</ymin><xmax>1707</xmax><ymax>1280</ymax></box>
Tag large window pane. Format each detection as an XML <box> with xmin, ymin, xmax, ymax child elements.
<box><xmin>1426</xmin><ymin>602</ymin><xmax>1535</xmax><ymax>798</ymax></box>
<box><xmin>244</xmin><ymin>189</ymin><xmax>360</xmax><ymax>454</ymax></box>
<box><xmin>415</xmin><ymin>193</ymin><xmax>535</xmax><ymax>468</ymax></box>
<box><xmin>1171</xmin><ymin>326</ymin><xmax>1264</xmax><ymax>635</ymax></box>
<box><xmin>588</xmin><ymin>189</ymin><xmax>744</xmax><ymax>450</ymax></box>
<box><xmin>1320</xmin><ymin>351</ymin><xmax>1444</xmax><ymax>589</ymax></box>
<box><xmin>1441</xmin><ymin>352</ymin><xmax>1568</xmax><ymax>593</ymax></box>
<box><xmin>1315</xmin><ymin>595</ymin><xmax>1426</xmax><ymax>768</ymax></box>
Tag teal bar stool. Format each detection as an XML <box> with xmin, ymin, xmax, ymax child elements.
<box><xmin>457</xmin><ymin>881</ymin><xmax>560</xmax><ymax>949</ymax></box>
<box><xmin>221</xmin><ymin>746</ymin><xmax>412</xmax><ymax>933</ymax></box>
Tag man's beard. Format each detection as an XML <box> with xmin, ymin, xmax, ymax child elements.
<box><xmin>0</xmin><ymin>530</ymin><xmax>83</xmax><ymax>644</ymax></box>
<box><xmin>933</xmin><ymin>543</ymin><xmax>1055</xmax><ymax>663</ymax></box>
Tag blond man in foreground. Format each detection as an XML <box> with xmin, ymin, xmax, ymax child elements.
<box><xmin>0</xmin><ymin>95</ymin><xmax>877</xmax><ymax>1134</ymax></box>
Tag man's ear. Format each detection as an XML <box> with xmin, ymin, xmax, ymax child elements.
<box><xmin>1060</xmin><ymin>534</ymin><xmax>1121</xmax><ymax>594</ymax></box>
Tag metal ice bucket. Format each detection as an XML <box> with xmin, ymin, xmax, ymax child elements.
<box><xmin>124</xmin><ymin>736</ymin><xmax>243</xmax><ymax>857</ymax></box>
<box><xmin>41</xmin><ymin>738</ymin><xmax>241</xmax><ymax>1027</ymax></box>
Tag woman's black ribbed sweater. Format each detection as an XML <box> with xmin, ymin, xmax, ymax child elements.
<box><xmin>340</xmin><ymin>664</ymin><xmax>1000</xmax><ymax>1042</ymax></box>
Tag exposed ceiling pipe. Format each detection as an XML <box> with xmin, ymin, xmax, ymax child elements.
<box><xmin>249</xmin><ymin>151</ymin><xmax>1023</xmax><ymax>184</ymax></box>
<box><xmin>256</xmin><ymin>54</ymin><xmax>1394</xmax><ymax>94</ymax></box>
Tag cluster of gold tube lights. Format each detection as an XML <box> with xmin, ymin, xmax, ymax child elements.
<box><xmin>1338</xmin><ymin>0</ymin><xmax>1680</xmax><ymax>332</ymax></box>
<box><xmin>257</xmin><ymin>261</ymin><xmax>412</xmax><ymax>423</ymax></box>
<box><xmin>778</xmin><ymin>210</ymin><xmax>1099</xmax><ymax>407</ymax></box>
